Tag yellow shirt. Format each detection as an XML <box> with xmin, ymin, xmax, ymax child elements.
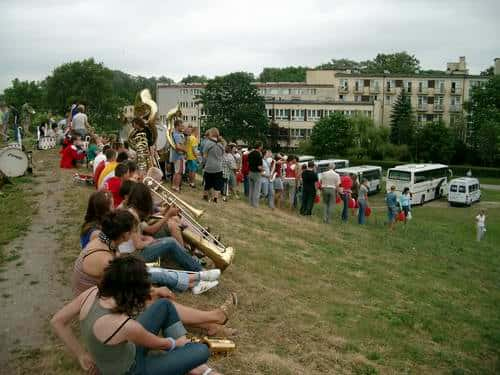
<box><xmin>185</xmin><ymin>135</ymin><xmax>198</xmax><ymax>161</ymax></box>
<box><xmin>98</xmin><ymin>161</ymin><xmax>118</xmax><ymax>189</ymax></box>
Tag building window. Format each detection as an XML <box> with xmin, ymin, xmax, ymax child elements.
<box><xmin>417</xmin><ymin>114</ymin><xmax>425</xmax><ymax>123</ymax></box>
<box><xmin>354</xmin><ymin>95</ymin><xmax>361</xmax><ymax>102</ymax></box>
<box><xmin>417</xmin><ymin>96</ymin><xmax>426</xmax><ymax>109</ymax></box>
<box><xmin>191</xmin><ymin>116</ymin><xmax>197</xmax><ymax>121</ymax></box>
<box><xmin>385</xmin><ymin>95</ymin><xmax>391</xmax><ymax>104</ymax></box>
<box><xmin>371</xmin><ymin>80</ymin><xmax>380</xmax><ymax>92</ymax></box>
<box><xmin>340</xmin><ymin>80</ymin><xmax>348</xmax><ymax>91</ymax></box>
<box><xmin>451</xmin><ymin>81</ymin><xmax>461</xmax><ymax>94</ymax></box>
<box><xmin>405</xmin><ymin>81</ymin><xmax>412</xmax><ymax>93</ymax></box>
<box><xmin>386</xmin><ymin>80</ymin><xmax>394</xmax><ymax>92</ymax></box>
<box><xmin>355</xmin><ymin>80</ymin><xmax>363</xmax><ymax>92</ymax></box>
<box><xmin>418</xmin><ymin>81</ymin><xmax>426</xmax><ymax>93</ymax></box>
<box><xmin>339</xmin><ymin>94</ymin><xmax>345</xmax><ymax>101</ymax></box>
<box><xmin>436</xmin><ymin>80</ymin><xmax>445</xmax><ymax>93</ymax></box>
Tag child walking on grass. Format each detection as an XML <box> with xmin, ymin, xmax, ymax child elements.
<box><xmin>476</xmin><ymin>209</ymin><xmax>486</xmax><ymax>241</ymax></box>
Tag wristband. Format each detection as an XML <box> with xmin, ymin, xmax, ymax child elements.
<box><xmin>166</xmin><ymin>337</ymin><xmax>176</xmax><ymax>352</ymax></box>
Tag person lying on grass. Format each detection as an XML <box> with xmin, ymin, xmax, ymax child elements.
<box><xmin>53</xmin><ymin>255</ymin><xmax>223</xmax><ymax>375</ymax></box>
<box><xmin>74</xmin><ymin>209</ymin><xmax>237</xmax><ymax>337</ymax></box>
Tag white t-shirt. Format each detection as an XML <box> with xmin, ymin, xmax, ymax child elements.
<box><xmin>72</xmin><ymin>113</ymin><xmax>88</xmax><ymax>130</ymax></box>
<box><xmin>476</xmin><ymin>214</ymin><xmax>485</xmax><ymax>227</ymax></box>
<box><xmin>93</xmin><ymin>152</ymin><xmax>106</xmax><ymax>173</ymax></box>
<box><xmin>319</xmin><ymin>169</ymin><xmax>340</xmax><ymax>189</ymax></box>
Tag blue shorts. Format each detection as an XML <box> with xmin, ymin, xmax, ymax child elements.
<box><xmin>186</xmin><ymin>160</ymin><xmax>198</xmax><ymax>173</ymax></box>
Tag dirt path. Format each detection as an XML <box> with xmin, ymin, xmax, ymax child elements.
<box><xmin>0</xmin><ymin>149</ymin><xmax>72</xmax><ymax>370</ymax></box>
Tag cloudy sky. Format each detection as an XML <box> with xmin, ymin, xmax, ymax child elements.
<box><xmin>1</xmin><ymin>0</ymin><xmax>499</xmax><ymax>90</ymax></box>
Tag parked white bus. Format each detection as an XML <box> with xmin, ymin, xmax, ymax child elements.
<box><xmin>337</xmin><ymin>165</ymin><xmax>383</xmax><ymax>194</ymax></box>
<box><xmin>315</xmin><ymin>159</ymin><xmax>349</xmax><ymax>173</ymax></box>
<box><xmin>386</xmin><ymin>164</ymin><xmax>450</xmax><ymax>205</ymax></box>
<box><xmin>298</xmin><ymin>155</ymin><xmax>315</xmax><ymax>168</ymax></box>
<box><xmin>448</xmin><ymin>177</ymin><xmax>481</xmax><ymax>206</ymax></box>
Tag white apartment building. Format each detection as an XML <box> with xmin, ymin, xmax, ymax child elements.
<box><xmin>157</xmin><ymin>57</ymin><xmax>496</xmax><ymax>148</ymax></box>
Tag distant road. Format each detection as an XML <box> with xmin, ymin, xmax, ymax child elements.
<box><xmin>482</xmin><ymin>184</ymin><xmax>500</xmax><ymax>191</ymax></box>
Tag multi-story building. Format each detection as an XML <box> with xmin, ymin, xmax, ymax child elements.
<box><xmin>157</xmin><ymin>57</ymin><xmax>496</xmax><ymax>148</ymax></box>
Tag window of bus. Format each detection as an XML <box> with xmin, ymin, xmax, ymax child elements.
<box><xmin>458</xmin><ymin>186</ymin><xmax>466</xmax><ymax>193</ymax></box>
<box><xmin>388</xmin><ymin>170</ymin><xmax>411</xmax><ymax>182</ymax></box>
<box><xmin>362</xmin><ymin>169</ymin><xmax>381</xmax><ymax>181</ymax></box>
<box><xmin>450</xmin><ymin>185</ymin><xmax>458</xmax><ymax>192</ymax></box>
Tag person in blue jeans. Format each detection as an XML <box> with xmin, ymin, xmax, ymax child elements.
<box><xmin>52</xmin><ymin>256</ymin><xmax>221</xmax><ymax>375</ymax></box>
<box><xmin>357</xmin><ymin>178</ymin><xmax>369</xmax><ymax>224</ymax></box>
<box><xmin>386</xmin><ymin>185</ymin><xmax>399</xmax><ymax>231</ymax></box>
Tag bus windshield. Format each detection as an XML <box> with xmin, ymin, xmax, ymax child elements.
<box><xmin>388</xmin><ymin>170</ymin><xmax>411</xmax><ymax>182</ymax></box>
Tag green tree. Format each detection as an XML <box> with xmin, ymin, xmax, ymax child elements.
<box><xmin>364</xmin><ymin>52</ymin><xmax>420</xmax><ymax>74</ymax></box>
<box><xmin>181</xmin><ymin>75</ymin><xmax>208</xmax><ymax>84</ymax></box>
<box><xmin>480</xmin><ymin>66</ymin><xmax>494</xmax><ymax>76</ymax></box>
<box><xmin>416</xmin><ymin>121</ymin><xmax>455</xmax><ymax>163</ymax></box>
<box><xmin>200</xmin><ymin>72</ymin><xmax>268</xmax><ymax>144</ymax></box>
<box><xmin>390</xmin><ymin>92</ymin><xmax>415</xmax><ymax>146</ymax></box>
<box><xmin>310</xmin><ymin>112</ymin><xmax>355</xmax><ymax>157</ymax></box>
<box><xmin>466</xmin><ymin>75</ymin><xmax>500</xmax><ymax>165</ymax></box>
<box><xmin>45</xmin><ymin>58</ymin><xmax>122</xmax><ymax>131</ymax></box>
<box><xmin>315</xmin><ymin>58</ymin><xmax>361</xmax><ymax>71</ymax></box>
<box><xmin>2</xmin><ymin>78</ymin><xmax>45</xmax><ymax>111</ymax></box>
<box><xmin>258</xmin><ymin>67</ymin><xmax>307</xmax><ymax>82</ymax></box>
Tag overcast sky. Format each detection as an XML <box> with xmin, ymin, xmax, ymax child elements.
<box><xmin>1</xmin><ymin>0</ymin><xmax>499</xmax><ymax>90</ymax></box>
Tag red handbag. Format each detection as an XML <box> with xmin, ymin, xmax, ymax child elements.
<box><xmin>336</xmin><ymin>196</ymin><xmax>341</xmax><ymax>204</ymax></box>
<box><xmin>348</xmin><ymin>198</ymin><xmax>356</xmax><ymax>208</ymax></box>
<box><xmin>397</xmin><ymin>211</ymin><xmax>406</xmax><ymax>221</ymax></box>
<box><xmin>314</xmin><ymin>194</ymin><xmax>321</xmax><ymax>204</ymax></box>
<box><xmin>365</xmin><ymin>207</ymin><xmax>372</xmax><ymax>217</ymax></box>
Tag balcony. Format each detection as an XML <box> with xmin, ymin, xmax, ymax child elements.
<box><xmin>449</xmin><ymin>104</ymin><xmax>462</xmax><ymax>112</ymax></box>
<box><xmin>434</xmin><ymin>104</ymin><xmax>444</xmax><ymax>112</ymax></box>
<box><xmin>450</xmin><ymin>87</ymin><xmax>462</xmax><ymax>95</ymax></box>
<box><xmin>417</xmin><ymin>104</ymin><xmax>429</xmax><ymax>111</ymax></box>
<box><xmin>354</xmin><ymin>86</ymin><xmax>363</xmax><ymax>94</ymax></box>
<box><xmin>339</xmin><ymin>86</ymin><xmax>349</xmax><ymax>93</ymax></box>
<box><xmin>370</xmin><ymin>86</ymin><xmax>381</xmax><ymax>94</ymax></box>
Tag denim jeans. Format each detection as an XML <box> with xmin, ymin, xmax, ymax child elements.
<box><xmin>248</xmin><ymin>172</ymin><xmax>261</xmax><ymax>207</ymax></box>
<box><xmin>139</xmin><ymin>238</ymin><xmax>202</xmax><ymax>272</ymax></box>
<box><xmin>243</xmin><ymin>175</ymin><xmax>249</xmax><ymax>197</ymax></box>
<box><xmin>260</xmin><ymin>177</ymin><xmax>275</xmax><ymax>208</ymax></box>
<box><xmin>322</xmin><ymin>187</ymin><xmax>336</xmax><ymax>223</ymax></box>
<box><xmin>358</xmin><ymin>200</ymin><xmax>367</xmax><ymax>224</ymax></box>
<box><xmin>130</xmin><ymin>299</ymin><xmax>209</xmax><ymax>375</ymax></box>
<box><xmin>341</xmin><ymin>192</ymin><xmax>349</xmax><ymax>222</ymax></box>
<box><xmin>148</xmin><ymin>267</ymin><xmax>190</xmax><ymax>292</ymax></box>
<box><xmin>300</xmin><ymin>190</ymin><xmax>315</xmax><ymax>215</ymax></box>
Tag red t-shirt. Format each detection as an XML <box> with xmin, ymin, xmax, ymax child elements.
<box><xmin>241</xmin><ymin>153</ymin><xmax>249</xmax><ymax>176</ymax></box>
<box><xmin>60</xmin><ymin>144</ymin><xmax>85</xmax><ymax>169</ymax></box>
<box><xmin>94</xmin><ymin>160</ymin><xmax>106</xmax><ymax>189</ymax></box>
<box><xmin>340</xmin><ymin>175</ymin><xmax>353</xmax><ymax>191</ymax></box>
<box><xmin>285</xmin><ymin>162</ymin><xmax>296</xmax><ymax>178</ymax></box>
<box><xmin>104</xmin><ymin>176</ymin><xmax>123</xmax><ymax>208</ymax></box>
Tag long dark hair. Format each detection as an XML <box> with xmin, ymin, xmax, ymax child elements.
<box><xmin>100</xmin><ymin>210</ymin><xmax>136</xmax><ymax>241</ymax></box>
<box><xmin>98</xmin><ymin>256</ymin><xmax>151</xmax><ymax>316</ymax></box>
<box><xmin>126</xmin><ymin>182</ymin><xmax>153</xmax><ymax>220</ymax></box>
<box><xmin>81</xmin><ymin>191</ymin><xmax>113</xmax><ymax>237</ymax></box>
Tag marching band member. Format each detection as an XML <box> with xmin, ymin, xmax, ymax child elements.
<box><xmin>60</xmin><ymin>134</ymin><xmax>86</xmax><ymax>169</ymax></box>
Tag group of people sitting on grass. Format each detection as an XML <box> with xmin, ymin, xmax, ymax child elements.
<box><xmin>52</xmin><ymin>137</ymin><xmax>238</xmax><ymax>374</ymax></box>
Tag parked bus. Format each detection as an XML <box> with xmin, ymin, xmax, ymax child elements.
<box><xmin>448</xmin><ymin>177</ymin><xmax>481</xmax><ymax>206</ymax></box>
<box><xmin>298</xmin><ymin>155</ymin><xmax>315</xmax><ymax>168</ymax></box>
<box><xmin>386</xmin><ymin>164</ymin><xmax>450</xmax><ymax>205</ymax></box>
<box><xmin>315</xmin><ymin>159</ymin><xmax>349</xmax><ymax>173</ymax></box>
<box><xmin>336</xmin><ymin>165</ymin><xmax>383</xmax><ymax>194</ymax></box>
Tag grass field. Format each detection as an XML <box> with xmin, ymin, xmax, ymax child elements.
<box><xmin>3</xmin><ymin>156</ymin><xmax>500</xmax><ymax>373</ymax></box>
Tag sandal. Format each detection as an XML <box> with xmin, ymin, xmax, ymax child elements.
<box><xmin>207</xmin><ymin>324</ymin><xmax>238</xmax><ymax>337</ymax></box>
<box><xmin>219</xmin><ymin>292</ymin><xmax>238</xmax><ymax>324</ymax></box>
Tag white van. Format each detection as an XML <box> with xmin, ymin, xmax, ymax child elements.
<box><xmin>315</xmin><ymin>159</ymin><xmax>349</xmax><ymax>173</ymax></box>
<box><xmin>448</xmin><ymin>178</ymin><xmax>481</xmax><ymax>206</ymax></box>
<box><xmin>336</xmin><ymin>165</ymin><xmax>383</xmax><ymax>194</ymax></box>
<box><xmin>298</xmin><ymin>155</ymin><xmax>315</xmax><ymax>168</ymax></box>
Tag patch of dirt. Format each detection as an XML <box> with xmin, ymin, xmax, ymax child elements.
<box><xmin>0</xmin><ymin>150</ymin><xmax>72</xmax><ymax>369</ymax></box>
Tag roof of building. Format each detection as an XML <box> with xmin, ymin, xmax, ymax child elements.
<box><xmin>315</xmin><ymin>69</ymin><xmax>486</xmax><ymax>79</ymax></box>
<box><xmin>264</xmin><ymin>99</ymin><xmax>375</xmax><ymax>106</ymax></box>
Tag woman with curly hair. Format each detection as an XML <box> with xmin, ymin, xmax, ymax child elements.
<box><xmin>53</xmin><ymin>256</ymin><xmax>223</xmax><ymax>374</ymax></box>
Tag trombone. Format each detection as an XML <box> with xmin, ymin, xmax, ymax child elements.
<box><xmin>143</xmin><ymin>176</ymin><xmax>235</xmax><ymax>271</ymax></box>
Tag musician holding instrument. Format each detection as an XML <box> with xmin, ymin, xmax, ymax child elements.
<box><xmin>57</xmin><ymin>253</ymin><xmax>226</xmax><ymax>375</ymax></box>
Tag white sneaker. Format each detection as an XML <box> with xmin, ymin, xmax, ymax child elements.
<box><xmin>199</xmin><ymin>269</ymin><xmax>221</xmax><ymax>281</ymax></box>
<box><xmin>192</xmin><ymin>280</ymin><xmax>219</xmax><ymax>295</ymax></box>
